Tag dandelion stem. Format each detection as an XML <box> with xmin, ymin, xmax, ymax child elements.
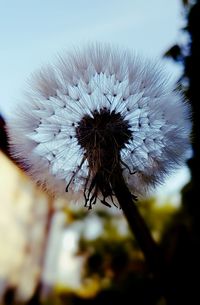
<box><xmin>111</xmin><ymin>167</ymin><xmax>164</xmax><ymax>274</ymax></box>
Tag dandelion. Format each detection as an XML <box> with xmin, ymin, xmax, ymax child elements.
<box><xmin>8</xmin><ymin>44</ymin><xmax>191</xmax><ymax>273</ymax></box>
<box><xmin>8</xmin><ymin>44</ymin><xmax>191</xmax><ymax>209</ymax></box>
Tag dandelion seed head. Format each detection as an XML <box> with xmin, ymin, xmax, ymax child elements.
<box><xmin>8</xmin><ymin>44</ymin><xmax>191</xmax><ymax>206</ymax></box>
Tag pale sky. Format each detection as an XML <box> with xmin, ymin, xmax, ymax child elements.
<box><xmin>0</xmin><ymin>0</ymin><xmax>183</xmax><ymax>117</ymax></box>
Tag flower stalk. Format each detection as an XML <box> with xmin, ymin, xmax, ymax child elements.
<box><xmin>111</xmin><ymin>165</ymin><xmax>163</xmax><ymax>273</ymax></box>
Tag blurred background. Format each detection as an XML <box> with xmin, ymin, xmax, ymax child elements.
<box><xmin>0</xmin><ymin>1</ymin><xmax>199</xmax><ymax>304</ymax></box>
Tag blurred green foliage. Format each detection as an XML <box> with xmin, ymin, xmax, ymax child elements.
<box><xmin>51</xmin><ymin>199</ymin><xmax>177</xmax><ymax>305</ymax></box>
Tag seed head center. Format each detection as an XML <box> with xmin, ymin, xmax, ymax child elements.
<box><xmin>76</xmin><ymin>108</ymin><xmax>132</xmax><ymax>154</ymax></box>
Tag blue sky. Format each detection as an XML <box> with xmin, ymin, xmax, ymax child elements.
<box><xmin>0</xmin><ymin>0</ymin><xmax>183</xmax><ymax>117</ymax></box>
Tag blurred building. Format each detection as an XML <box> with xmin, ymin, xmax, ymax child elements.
<box><xmin>0</xmin><ymin>151</ymin><xmax>51</xmax><ymax>301</ymax></box>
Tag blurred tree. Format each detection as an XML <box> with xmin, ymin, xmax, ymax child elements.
<box><xmin>162</xmin><ymin>1</ymin><xmax>200</xmax><ymax>304</ymax></box>
<box><xmin>0</xmin><ymin>114</ymin><xmax>8</xmax><ymax>154</ymax></box>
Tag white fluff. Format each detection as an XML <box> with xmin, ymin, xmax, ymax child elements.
<box><xmin>7</xmin><ymin>44</ymin><xmax>191</xmax><ymax>199</ymax></box>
